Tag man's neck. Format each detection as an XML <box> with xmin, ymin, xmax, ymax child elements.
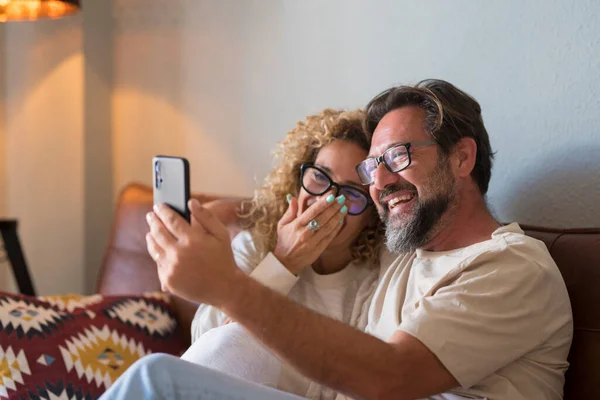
<box><xmin>422</xmin><ymin>189</ymin><xmax>500</xmax><ymax>253</ymax></box>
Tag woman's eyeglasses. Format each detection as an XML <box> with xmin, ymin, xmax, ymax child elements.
<box><xmin>300</xmin><ymin>164</ymin><xmax>373</xmax><ymax>216</ymax></box>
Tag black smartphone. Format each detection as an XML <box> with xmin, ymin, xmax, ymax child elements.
<box><xmin>153</xmin><ymin>155</ymin><xmax>191</xmax><ymax>223</ymax></box>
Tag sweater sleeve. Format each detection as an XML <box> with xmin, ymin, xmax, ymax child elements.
<box><xmin>249</xmin><ymin>252</ymin><xmax>299</xmax><ymax>295</ymax></box>
<box><xmin>190</xmin><ymin>231</ymin><xmax>300</xmax><ymax>342</ymax></box>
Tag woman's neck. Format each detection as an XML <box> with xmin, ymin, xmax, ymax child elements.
<box><xmin>312</xmin><ymin>245</ymin><xmax>353</xmax><ymax>275</ymax></box>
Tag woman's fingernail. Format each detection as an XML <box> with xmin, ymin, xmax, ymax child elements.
<box><xmin>337</xmin><ymin>195</ymin><xmax>346</xmax><ymax>204</ymax></box>
<box><xmin>340</xmin><ymin>218</ymin><xmax>345</xmax><ymax>225</ymax></box>
<box><xmin>153</xmin><ymin>204</ymin><xmax>159</xmax><ymax>212</ymax></box>
<box><xmin>326</xmin><ymin>194</ymin><xmax>335</xmax><ymax>203</ymax></box>
<box><xmin>340</xmin><ymin>205</ymin><xmax>348</xmax><ymax>214</ymax></box>
<box><xmin>191</xmin><ymin>198</ymin><xmax>200</xmax><ymax>207</ymax></box>
<box><xmin>146</xmin><ymin>212</ymin><xmax>152</xmax><ymax>222</ymax></box>
<box><xmin>286</xmin><ymin>193</ymin><xmax>292</xmax><ymax>204</ymax></box>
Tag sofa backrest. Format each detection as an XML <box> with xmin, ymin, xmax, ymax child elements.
<box><xmin>521</xmin><ymin>225</ymin><xmax>600</xmax><ymax>400</ymax></box>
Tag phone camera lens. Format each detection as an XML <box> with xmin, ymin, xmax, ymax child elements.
<box><xmin>155</xmin><ymin>161</ymin><xmax>162</xmax><ymax>188</ymax></box>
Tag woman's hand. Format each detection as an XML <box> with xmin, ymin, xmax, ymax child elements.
<box><xmin>273</xmin><ymin>192</ymin><xmax>348</xmax><ymax>274</ymax></box>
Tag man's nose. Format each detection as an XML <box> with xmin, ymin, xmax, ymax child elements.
<box><xmin>372</xmin><ymin>162</ymin><xmax>398</xmax><ymax>190</ymax></box>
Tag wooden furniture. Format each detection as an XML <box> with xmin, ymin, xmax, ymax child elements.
<box><xmin>0</xmin><ymin>219</ymin><xmax>36</xmax><ymax>296</ymax></box>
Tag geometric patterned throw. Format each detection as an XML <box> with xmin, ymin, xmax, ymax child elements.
<box><xmin>0</xmin><ymin>291</ymin><xmax>186</xmax><ymax>399</ymax></box>
<box><xmin>59</xmin><ymin>325</ymin><xmax>149</xmax><ymax>388</ymax></box>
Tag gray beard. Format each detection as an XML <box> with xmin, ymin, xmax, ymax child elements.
<box><xmin>379</xmin><ymin>159</ymin><xmax>456</xmax><ymax>253</ymax></box>
<box><xmin>379</xmin><ymin>159</ymin><xmax>455</xmax><ymax>253</ymax></box>
<box><xmin>382</xmin><ymin>193</ymin><xmax>451</xmax><ymax>253</ymax></box>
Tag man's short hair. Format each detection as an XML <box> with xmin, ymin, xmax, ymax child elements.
<box><xmin>364</xmin><ymin>79</ymin><xmax>494</xmax><ymax>195</ymax></box>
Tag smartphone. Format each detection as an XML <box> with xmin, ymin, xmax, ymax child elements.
<box><xmin>153</xmin><ymin>155</ymin><xmax>191</xmax><ymax>223</ymax></box>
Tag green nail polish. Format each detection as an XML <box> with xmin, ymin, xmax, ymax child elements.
<box><xmin>340</xmin><ymin>218</ymin><xmax>345</xmax><ymax>224</ymax></box>
<box><xmin>340</xmin><ymin>205</ymin><xmax>348</xmax><ymax>214</ymax></box>
<box><xmin>286</xmin><ymin>194</ymin><xmax>292</xmax><ymax>204</ymax></box>
<box><xmin>337</xmin><ymin>195</ymin><xmax>346</xmax><ymax>204</ymax></box>
<box><xmin>326</xmin><ymin>194</ymin><xmax>335</xmax><ymax>203</ymax></box>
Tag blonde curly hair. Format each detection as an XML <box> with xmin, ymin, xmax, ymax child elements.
<box><xmin>241</xmin><ymin>108</ymin><xmax>384</xmax><ymax>266</ymax></box>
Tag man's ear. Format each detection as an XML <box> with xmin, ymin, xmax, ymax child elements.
<box><xmin>454</xmin><ymin>137</ymin><xmax>477</xmax><ymax>178</ymax></box>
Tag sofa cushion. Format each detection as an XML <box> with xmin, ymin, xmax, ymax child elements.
<box><xmin>0</xmin><ymin>291</ymin><xmax>186</xmax><ymax>399</ymax></box>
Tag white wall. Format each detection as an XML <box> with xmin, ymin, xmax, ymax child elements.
<box><xmin>0</xmin><ymin>26</ymin><xmax>6</xmax><ymax>220</ymax></box>
<box><xmin>3</xmin><ymin>16</ymin><xmax>85</xmax><ymax>295</ymax></box>
<box><xmin>2</xmin><ymin>0</ymin><xmax>597</xmax><ymax>295</ymax></box>
<box><xmin>82</xmin><ymin>0</ymin><xmax>114</xmax><ymax>294</ymax></box>
<box><xmin>0</xmin><ymin>0</ymin><xmax>114</xmax><ymax>295</ymax></box>
<box><xmin>112</xmin><ymin>0</ymin><xmax>256</xmax><ymax>196</ymax></box>
<box><xmin>113</xmin><ymin>0</ymin><xmax>600</xmax><ymax>228</ymax></box>
<box><xmin>0</xmin><ymin>25</ymin><xmax>8</xmax><ymax>290</ymax></box>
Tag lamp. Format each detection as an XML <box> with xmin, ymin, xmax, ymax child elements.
<box><xmin>0</xmin><ymin>0</ymin><xmax>80</xmax><ymax>22</ymax></box>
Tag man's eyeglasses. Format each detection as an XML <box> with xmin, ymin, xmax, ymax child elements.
<box><xmin>300</xmin><ymin>164</ymin><xmax>373</xmax><ymax>215</ymax></box>
<box><xmin>355</xmin><ymin>140</ymin><xmax>437</xmax><ymax>185</ymax></box>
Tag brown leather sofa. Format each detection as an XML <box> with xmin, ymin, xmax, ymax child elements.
<box><xmin>96</xmin><ymin>182</ymin><xmax>600</xmax><ymax>399</ymax></box>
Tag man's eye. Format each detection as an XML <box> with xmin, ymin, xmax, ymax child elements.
<box><xmin>391</xmin><ymin>151</ymin><xmax>407</xmax><ymax>159</ymax></box>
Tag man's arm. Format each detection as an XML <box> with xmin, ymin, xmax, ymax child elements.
<box><xmin>221</xmin><ymin>271</ymin><xmax>457</xmax><ymax>400</ymax></box>
<box><xmin>147</xmin><ymin>201</ymin><xmax>458</xmax><ymax>400</ymax></box>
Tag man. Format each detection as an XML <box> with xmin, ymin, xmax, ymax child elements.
<box><xmin>102</xmin><ymin>80</ymin><xmax>572</xmax><ymax>399</ymax></box>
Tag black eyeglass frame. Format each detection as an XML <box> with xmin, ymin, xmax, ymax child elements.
<box><xmin>299</xmin><ymin>163</ymin><xmax>373</xmax><ymax>216</ymax></box>
<box><xmin>355</xmin><ymin>140</ymin><xmax>437</xmax><ymax>185</ymax></box>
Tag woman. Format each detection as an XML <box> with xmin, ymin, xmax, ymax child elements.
<box><xmin>179</xmin><ymin>108</ymin><xmax>384</xmax><ymax>399</ymax></box>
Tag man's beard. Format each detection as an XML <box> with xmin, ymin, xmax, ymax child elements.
<box><xmin>379</xmin><ymin>160</ymin><xmax>456</xmax><ymax>253</ymax></box>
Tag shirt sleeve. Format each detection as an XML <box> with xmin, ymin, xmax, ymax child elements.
<box><xmin>249</xmin><ymin>252</ymin><xmax>299</xmax><ymax>295</ymax></box>
<box><xmin>398</xmin><ymin>239</ymin><xmax>572</xmax><ymax>388</ymax></box>
<box><xmin>191</xmin><ymin>231</ymin><xmax>299</xmax><ymax>342</ymax></box>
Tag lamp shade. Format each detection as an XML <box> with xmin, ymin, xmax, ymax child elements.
<box><xmin>0</xmin><ymin>0</ymin><xmax>80</xmax><ymax>22</ymax></box>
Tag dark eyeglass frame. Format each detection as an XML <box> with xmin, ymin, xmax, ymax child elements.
<box><xmin>355</xmin><ymin>140</ymin><xmax>437</xmax><ymax>185</ymax></box>
<box><xmin>300</xmin><ymin>163</ymin><xmax>373</xmax><ymax>216</ymax></box>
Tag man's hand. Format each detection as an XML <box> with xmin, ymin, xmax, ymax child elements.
<box><xmin>273</xmin><ymin>192</ymin><xmax>347</xmax><ymax>274</ymax></box>
<box><xmin>145</xmin><ymin>199</ymin><xmax>243</xmax><ymax>306</ymax></box>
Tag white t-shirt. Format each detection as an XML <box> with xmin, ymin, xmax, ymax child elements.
<box><xmin>184</xmin><ymin>231</ymin><xmax>378</xmax><ymax>399</ymax></box>
<box><xmin>351</xmin><ymin>223</ymin><xmax>572</xmax><ymax>400</ymax></box>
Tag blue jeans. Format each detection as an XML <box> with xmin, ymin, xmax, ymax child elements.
<box><xmin>99</xmin><ymin>353</ymin><xmax>307</xmax><ymax>400</ymax></box>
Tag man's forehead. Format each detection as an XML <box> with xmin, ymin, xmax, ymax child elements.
<box><xmin>369</xmin><ymin>135</ymin><xmax>402</xmax><ymax>156</ymax></box>
<box><xmin>368</xmin><ymin>107</ymin><xmax>427</xmax><ymax>156</ymax></box>
<box><xmin>369</xmin><ymin>124</ymin><xmax>415</xmax><ymax>157</ymax></box>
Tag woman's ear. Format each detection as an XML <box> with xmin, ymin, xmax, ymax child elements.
<box><xmin>454</xmin><ymin>137</ymin><xmax>477</xmax><ymax>178</ymax></box>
